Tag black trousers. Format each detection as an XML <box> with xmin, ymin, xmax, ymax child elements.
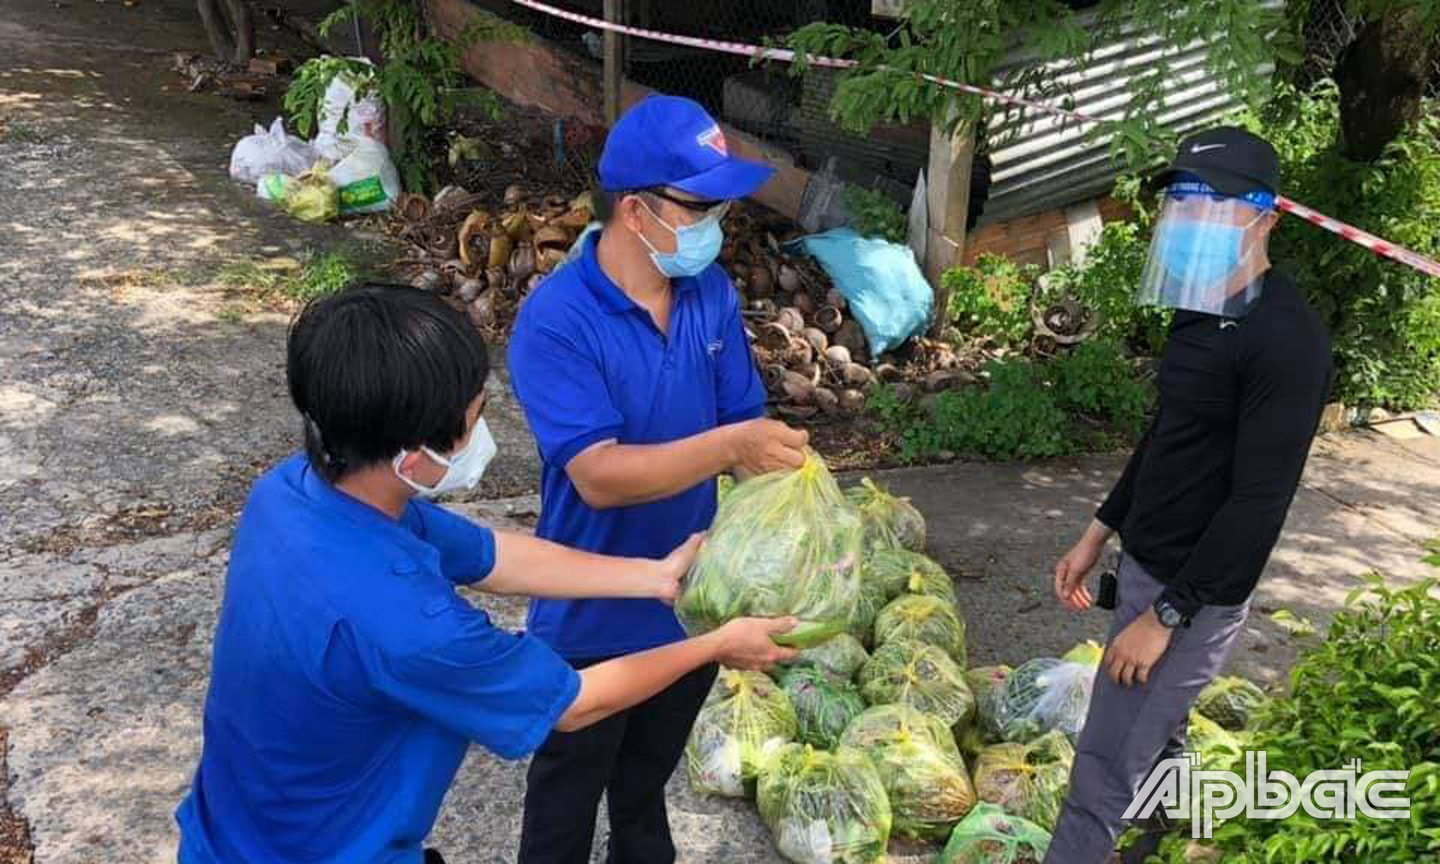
<box><xmin>517</xmin><ymin>659</ymin><xmax>718</xmax><ymax>864</ymax></box>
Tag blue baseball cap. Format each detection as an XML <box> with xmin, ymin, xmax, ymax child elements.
<box><xmin>598</xmin><ymin>95</ymin><xmax>775</xmax><ymax>200</ymax></box>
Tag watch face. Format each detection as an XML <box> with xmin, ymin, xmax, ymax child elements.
<box><xmin>1156</xmin><ymin>602</ymin><xmax>1182</xmax><ymax>628</ymax></box>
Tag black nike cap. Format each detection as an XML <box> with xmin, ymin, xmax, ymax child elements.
<box><xmin>1149</xmin><ymin>126</ymin><xmax>1280</xmax><ymax>197</ymax></box>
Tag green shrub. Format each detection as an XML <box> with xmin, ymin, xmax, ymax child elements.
<box><xmin>1051</xmin><ymin>340</ymin><xmax>1152</xmax><ymax>440</ymax></box>
<box><xmin>844</xmin><ymin>185</ymin><xmax>908</xmax><ymax>244</ymax></box>
<box><xmin>1044</xmin><ymin>220</ymin><xmax>1170</xmax><ymax>356</ymax></box>
<box><xmin>879</xmin><ymin>358</ymin><xmax>1070</xmax><ymax>463</ymax></box>
<box><xmin>942</xmin><ymin>254</ymin><xmax>1037</xmax><ymax>349</ymax></box>
<box><xmin>1241</xmin><ymin>81</ymin><xmax>1440</xmax><ymax>409</ymax></box>
<box><xmin>1160</xmin><ymin>558</ymin><xmax>1440</xmax><ymax>863</ymax></box>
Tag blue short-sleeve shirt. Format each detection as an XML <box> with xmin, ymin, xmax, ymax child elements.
<box><xmin>508</xmin><ymin>231</ymin><xmax>766</xmax><ymax>659</ymax></box>
<box><xmin>175</xmin><ymin>454</ymin><xmax>580</xmax><ymax>864</ymax></box>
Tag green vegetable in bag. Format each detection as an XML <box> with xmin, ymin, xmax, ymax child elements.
<box><xmin>965</xmin><ymin>665</ymin><xmax>1013</xmax><ymax>743</ymax></box>
<box><xmin>678</xmin><ymin>451</ymin><xmax>863</xmax><ymax>648</ymax></box>
<box><xmin>845</xmin><ymin>476</ymin><xmax>926</xmax><ymax>552</ymax></box>
<box><xmin>972</xmin><ymin>730</ymin><xmax>1075</xmax><ymax>831</ymax></box>
<box><xmin>840</xmin><ymin>704</ymin><xmax>977</xmax><ymax>842</ymax></box>
<box><xmin>859</xmin><ymin>639</ymin><xmax>975</xmax><ymax>727</ymax></box>
<box><xmin>848</xmin><ymin>570</ymin><xmax>888</xmax><ymax>648</ymax></box>
<box><xmin>781</xmin><ymin>666</ymin><xmax>867</xmax><ymax>750</ymax></box>
<box><xmin>873</xmin><ymin>593</ymin><xmax>967</xmax><ymax>665</ymax></box>
<box><xmin>865</xmin><ymin>548</ymin><xmax>955</xmax><ymax>604</ymax></box>
<box><xmin>938</xmin><ymin>802</ymin><xmax>1052</xmax><ymax>864</ymax></box>
<box><xmin>685</xmin><ymin>669</ymin><xmax>797</xmax><ymax>798</ymax></box>
<box><xmin>784</xmin><ymin>633</ymin><xmax>871</xmax><ymax>683</ymax></box>
<box><xmin>1195</xmin><ymin>676</ymin><xmax>1267</xmax><ymax>731</ymax></box>
<box><xmin>994</xmin><ymin>643</ymin><xmax>1101</xmax><ymax>743</ymax></box>
<box><xmin>758</xmin><ymin>744</ymin><xmax>892</xmax><ymax>864</ymax></box>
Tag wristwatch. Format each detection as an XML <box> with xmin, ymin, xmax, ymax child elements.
<box><xmin>1153</xmin><ymin>597</ymin><xmax>1187</xmax><ymax>629</ymax></box>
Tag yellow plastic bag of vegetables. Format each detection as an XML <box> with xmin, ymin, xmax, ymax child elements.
<box><xmin>845</xmin><ymin>477</ymin><xmax>926</xmax><ymax>552</ymax></box>
<box><xmin>758</xmin><ymin>743</ymin><xmax>892</xmax><ymax>864</ymax></box>
<box><xmin>859</xmin><ymin>639</ymin><xmax>976</xmax><ymax>727</ymax></box>
<box><xmin>972</xmin><ymin>730</ymin><xmax>1075</xmax><ymax>831</ymax></box>
<box><xmin>678</xmin><ymin>451</ymin><xmax>863</xmax><ymax>648</ymax></box>
<box><xmin>840</xmin><ymin>704</ymin><xmax>977</xmax><ymax>842</ymax></box>
<box><xmin>685</xmin><ymin>669</ymin><xmax>797</xmax><ymax>798</ymax></box>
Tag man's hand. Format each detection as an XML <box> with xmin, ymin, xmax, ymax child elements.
<box><xmin>729</xmin><ymin>418</ymin><xmax>808</xmax><ymax>476</ymax></box>
<box><xmin>712</xmin><ymin>617</ymin><xmax>801</xmax><ymax>670</ymax></box>
<box><xmin>651</xmin><ymin>533</ymin><xmax>703</xmax><ymax>606</ymax></box>
<box><xmin>1104</xmin><ymin>608</ymin><xmax>1173</xmax><ymax>686</ymax></box>
<box><xmin>1055</xmin><ymin>519</ymin><xmax>1112</xmax><ymax>612</ymax></box>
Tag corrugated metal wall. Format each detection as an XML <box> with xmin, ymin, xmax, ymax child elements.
<box><xmin>979</xmin><ymin>10</ymin><xmax>1276</xmax><ymax>225</ymax></box>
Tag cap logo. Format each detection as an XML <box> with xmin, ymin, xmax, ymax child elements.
<box><xmin>697</xmin><ymin>125</ymin><xmax>728</xmax><ymax>156</ymax></box>
<box><xmin>1190</xmin><ymin>143</ymin><xmax>1226</xmax><ymax>154</ymax></box>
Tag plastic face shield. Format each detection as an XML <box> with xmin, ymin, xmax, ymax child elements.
<box><xmin>1137</xmin><ymin>182</ymin><xmax>1274</xmax><ymax>317</ymax></box>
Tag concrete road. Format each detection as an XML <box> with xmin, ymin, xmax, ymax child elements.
<box><xmin>2</xmin><ymin>1</ymin><xmax>1436</xmax><ymax>862</ymax></box>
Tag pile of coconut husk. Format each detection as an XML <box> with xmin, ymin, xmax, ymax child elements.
<box><xmin>383</xmin><ymin>188</ymin><xmax>977</xmax><ymax>419</ymax></box>
<box><xmin>385</xmin><ymin>183</ymin><xmax>595</xmax><ymax>338</ymax></box>
<box><xmin>721</xmin><ymin>204</ymin><xmax>975</xmax><ymax>421</ymax></box>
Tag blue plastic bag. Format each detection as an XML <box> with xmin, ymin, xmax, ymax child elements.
<box><xmin>792</xmin><ymin>229</ymin><xmax>934</xmax><ymax>356</ymax></box>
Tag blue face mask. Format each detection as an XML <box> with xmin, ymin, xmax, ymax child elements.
<box><xmin>639</xmin><ymin>201</ymin><xmax>724</xmax><ymax>278</ymax></box>
<box><xmin>1156</xmin><ymin>220</ymin><xmax>1246</xmax><ymax>286</ymax></box>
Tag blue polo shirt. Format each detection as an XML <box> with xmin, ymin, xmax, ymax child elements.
<box><xmin>508</xmin><ymin>231</ymin><xmax>766</xmax><ymax>660</ymax></box>
<box><xmin>175</xmin><ymin>454</ymin><xmax>579</xmax><ymax>864</ymax></box>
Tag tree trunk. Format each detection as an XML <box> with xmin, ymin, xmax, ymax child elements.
<box><xmin>225</xmin><ymin>0</ymin><xmax>255</xmax><ymax>66</ymax></box>
<box><xmin>1334</xmin><ymin>6</ymin><xmax>1435</xmax><ymax>162</ymax></box>
<box><xmin>197</xmin><ymin>0</ymin><xmax>234</xmax><ymax>63</ymax></box>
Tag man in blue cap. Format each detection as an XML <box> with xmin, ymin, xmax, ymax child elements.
<box><xmin>508</xmin><ymin>95</ymin><xmax>809</xmax><ymax>863</ymax></box>
<box><xmin>1047</xmin><ymin>127</ymin><xmax>1332</xmax><ymax>863</ymax></box>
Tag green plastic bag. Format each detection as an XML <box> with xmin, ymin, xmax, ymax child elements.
<box><xmin>865</xmin><ymin>548</ymin><xmax>955</xmax><ymax>604</ymax></box>
<box><xmin>972</xmin><ymin>730</ymin><xmax>1075</xmax><ymax>831</ymax></box>
<box><xmin>781</xmin><ymin>666</ymin><xmax>867</xmax><ymax>750</ymax></box>
<box><xmin>678</xmin><ymin>451</ymin><xmax>863</xmax><ymax>648</ymax></box>
<box><xmin>758</xmin><ymin>744</ymin><xmax>892</xmax><ymax>864</ymax></box>
<box><xmin>844</xmin><ymin>476</ymin><xmax>926</xmax><ymax>552</ymax></box>
<box><xmin>1195</xmin><ymin>676</ymin><xmax>1267</xmax><ymax>731</ymax></box>
<box><xmin>685</xmin><ymin>669</ymin><xmax>797</xmax><ymax>798</ymax></box>
<box><xmin>859</xmin><ymin>639</ymin><xmax>975</xmax><ymax>727</ymax></box>
<box><xmin>784</xmin><ymin>633</ymin><xmax>871</xmax><ymax>683</ymax></box>
<box><xmin>840</xmin><ymin>704</ymin><xmax>977</xmax><ymax>842</ymax></box>
<box><xmin>873</xmin><ymin>593</ymin><xmax>967</xmax><ymax>666</ymax></box>
<box><xmin>938</xmin><ymin>802</ymin><xmax>1052</xmax><ymax>864</ymax></box>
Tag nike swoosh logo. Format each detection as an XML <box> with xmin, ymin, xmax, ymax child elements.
<box><xmin>1190</xmin><ymin>143</ymin><xmax>1226</xmax><ymax>153</ymax></box>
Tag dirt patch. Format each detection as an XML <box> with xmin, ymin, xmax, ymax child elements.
<box><xmin>0</xmin><ymin>728</ymin><xmax>33</xmax><ymax>864</ymax></box>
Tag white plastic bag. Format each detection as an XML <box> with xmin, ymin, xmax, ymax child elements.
<box><xmin>328</xmin><ymin>138</ymin><xmax>401</xmax><ymax>215</ymax></box>
<box><xmin>229</xmin><ymin>118</ymin><xmax>318</xmax><ymax>185</ymax></box>
<box><xmin>313</xmin><ymin>59</ymin><xmax>387</xmax><ymax>160</ymax></box>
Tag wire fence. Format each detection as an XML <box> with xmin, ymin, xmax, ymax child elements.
<box><xmin>465</xmin><ymin>0</ymin><xmax>932</xmax><ymax>202</ymax></box>
<box><xmin>1295</xmin><ymin>0</ymin><xmax>1440</xmax><ymax>98</ymax></box>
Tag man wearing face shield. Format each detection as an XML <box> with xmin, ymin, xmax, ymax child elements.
<box><xmin>507</xmin><ymin>95</ymin><xmax>809</xmax><ymax>864</ymax></box>
<box><xmin>1046</xmin><ymin>128</ymin><xmax>1332</xmax><ymax>863</ymax></box>
<box><xmin>175</xmin><ymin>285</ymin><xmax>798</xmax><ymax>864</ymax></box>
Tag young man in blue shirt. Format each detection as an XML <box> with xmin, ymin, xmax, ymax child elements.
<box><xmin>508</xmin><ymin>95</ymin><xmax>809</xmax><ymax>864</ymax></box>
<box><xmin>174</xmin><ymin>284</ymin><xmax>797</xmax><ymax>864</ymax></box>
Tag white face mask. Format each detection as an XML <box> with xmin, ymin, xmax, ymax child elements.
<box><xmin>393</xmin><ymin>417</ymin><xmax>497</xmax><ymax>498</ymax></box>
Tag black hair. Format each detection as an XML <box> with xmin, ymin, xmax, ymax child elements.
<box><xmin>286</xmin><ymin>282</ymin><xmax>490</xmax><ymax>483</ymax></box>
<box><xmin>594</xmin><ymin>187</ymin><xmax>618</xmax><ymax>224</ymax></box>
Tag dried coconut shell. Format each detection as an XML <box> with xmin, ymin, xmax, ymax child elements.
<box><xmin>824</xmin><ymin>345</ymin><xmax>852</xmax><ymax>368</ymax></box>
<box><xmin>813</xmin><ymin>386</ymin><xmax>840</xmax><ymax>415</ymax></box>
<box><xmin>776</xmin><ymin>307</ymin><xmax>806</xmax><ymax>333</ymax></box>
<box><xmin>802</xmin><ymin>327</ymin><xmax>829</xmax><ymax>354</ymax></box>
<box><xmin>456</xmin><ymin>210</ymin><xmax>490</xmax><ymax>269</ymax></box>
<box><xmin>814</xmin><ymin>304</ymin><xmax>843</xmax><ymax>334</ymax></box>
<box><xmin>487</xmin><ymin>233</ymin><xmax>513</xmax><ymax>272</ymax></box>
<box><xmin>839</xmin><ymin>389</ymin><xmax>867</xmax><ymax>414</ymax></box>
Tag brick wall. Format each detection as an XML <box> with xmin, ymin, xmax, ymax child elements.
<box><xmin>965</xmin><ymin>197</ymin><xmax>1133</xmax><ymax>269</ymax></box>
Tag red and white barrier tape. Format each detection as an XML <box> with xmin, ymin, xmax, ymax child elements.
<box><xmin>507</xmin><ymin>0</ymin><xmax>1440</xmax><ymax>279</ymax></box>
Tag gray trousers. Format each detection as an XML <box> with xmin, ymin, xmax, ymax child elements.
<box><xmin>1043</xmin><ymin>554</ymin><xmax>1250</xmax><ymax>864</ymax></box>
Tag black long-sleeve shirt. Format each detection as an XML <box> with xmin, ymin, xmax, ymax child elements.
<box><xmin>1096</xmin><ymin>269</ymin><xmax>1332</xmax><ymax>619</ymax></box>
